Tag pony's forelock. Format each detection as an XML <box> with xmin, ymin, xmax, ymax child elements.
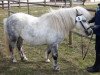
<box><xmin>73</xmin><ymin>6</ymin><xmax>92</xmax><ymax>21</ymax></box>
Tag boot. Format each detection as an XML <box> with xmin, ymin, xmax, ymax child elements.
<box><xmin>87</xmin><ymin>65</ymin><xmax>100</xmax><ymax>72</ymax></box>
<box><xmin>87</xmin><ymin>54</ymin><xmax>100</xmax><ymax>72</ymax></box>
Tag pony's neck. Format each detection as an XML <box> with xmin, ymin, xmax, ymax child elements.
<box><xmin>39</xmin><ymin>8</ymin><xmax>76</xmax><ymax>36</ymax></box>
<box><xmin>57</xmin><ymin>8</ymin><xmax>76</xmax><ymax>32</ymax></box>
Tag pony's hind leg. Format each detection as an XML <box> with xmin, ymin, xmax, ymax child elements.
<box><xmin>45</xmin><ymin>46</ymin><xmax>51</xmax><ymax>63</ymax></box>
<box><xmin>17</xmin><ymin>37</ymin><xmax>28</xmax><ymax>61</ymax></box>
<box><xmin>9</xmin><ymin>38</ymin><xmax>17</xmax><ymax>63</ymax></box>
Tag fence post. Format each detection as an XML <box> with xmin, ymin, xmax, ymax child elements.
<box><xmin>44</xmin><ymin>0</ymin><xmax>46</xmax><ymax>6</ymax></box>
<box><xmin>63</xmin><ymin>0</ymin><xmax>67</xmax><ymax>7</ymax></box>
<box><xmin>27</xmin><ymin>0</ymin><xmax>29</xmax><ymax>14</ymax></box>
<box><xmin>54</xmin><ymin>0</ymin><xmax>56</xmax><ymax>5</ymax></box>
<box><xmin>69</xmin><ymin>31</ymin><xmax>72</xmax><ymax>45</ymax></box>
<box><xmin>18</xmin><ymin>0</ymin><xmax>21</xmax><ymax>8</ymax></box>
<box><xmin>69</xmin><ymin>0</ymin><xmax>73</xmax><ymax>7</ymax></box>
<box><xmin>2</xmin><ymin>1</ymin><xmax>4</xmax><ymax>9</ymax></box>
<box><xmin>8</xmin><ymin>0</ymin><xmax>11</xmax><ymax>16</ymax></box>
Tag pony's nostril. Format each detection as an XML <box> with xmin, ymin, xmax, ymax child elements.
<box><xmin>86</xmin><ymin>29</ymin><xmax>93</xmax><ymax>36</ymax></box>
<box><xmin>85</xmin><ymin>30</ymin><xmax>89</xmax><ymax>36</ymax></box>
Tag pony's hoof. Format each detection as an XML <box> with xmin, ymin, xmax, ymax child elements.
<box><xmin>45</xmin><ymin>59</ymin><xmax>50</xmax><ymax>63</ymax></box>
<box><xmin>21</xmin><ymin>57</ymin><xmax>28</xmax><ymax>62</ymax></box>
<box><xmin>53</xmin><ymin>66</ymin><xmax>60</xmax><ymax>71</ymax></box>
<box><xmin>12</xmin><ymin>59</ymin><xmax>17</xmax><ymax>63</ymax></box>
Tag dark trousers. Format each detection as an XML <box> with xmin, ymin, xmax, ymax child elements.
<box><xmin>95</xmin><ymin>35</ymin><xmax>100</xmax><ymax>54</ymax></box>
<box><xmin>95</xmin><ymin>35</ymin><xmax>100</xmax><ymax>66</ymax></box>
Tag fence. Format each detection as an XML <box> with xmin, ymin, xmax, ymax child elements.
<box><xmin>0</xmin><ymin>0</ymin><xmax>68</xmax><ymax>16</ymax></box>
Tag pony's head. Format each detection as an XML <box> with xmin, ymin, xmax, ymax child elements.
<box><xmin>74</xmin><ymin>7</ymin><xmax>93</xmax><ymax>36</ymax></box>
<box><xmin>74</xmin><ymin>6</ymin><xmax>92</xmax><ymax>21</ymax></box>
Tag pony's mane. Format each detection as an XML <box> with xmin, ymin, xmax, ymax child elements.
<box><xmin>39</xmin><ymin>6</ymin><xmax>91</xmax><ymax>36</ymax></box>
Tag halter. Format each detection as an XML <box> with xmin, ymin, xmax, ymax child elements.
<box><xmin>75</xmin><ymin>15</ymin><xmax>91</xmax><ymax>36</ymax></box>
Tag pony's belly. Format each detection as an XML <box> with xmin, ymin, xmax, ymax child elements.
<box><xmin>47</xmin><ymin>34</ymin><xmax>64</xmax><ymax>44</ymax></box>
<box><xmin>29</xmin><ymin>37</ymin><xmax>47</xmax><ymax>45</ymax></box>
<box><xmin>21</xmin><ymin>25</ymin><xmax>64</xmax><ymax>45</ymax></box>
<box><xmin>21</xmin><ymin>34</ymin><xmax>47</xmax><ymax>45</ymax></box>
<box><xmin>21</xmin><ymin>31</ymin><xmax>47</xmax><ymax>45</ymax></box>
<box><xmin>22</xmin><ymin>32</ymin><xmax>64</xmax><ymax>45</ymax></box>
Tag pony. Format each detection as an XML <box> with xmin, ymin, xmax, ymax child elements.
<box><xmin>3</xmin><ymin>6</ymin><xmax>92</xmax><ymax>71</ymax></box>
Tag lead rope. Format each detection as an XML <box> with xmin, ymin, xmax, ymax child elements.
<box><xmin>82</xmin><ymin>31</ymin><xmax>94</xmax><ymax>60</ymax></box>
<box><xmin>81</xmin><ymin>36</ymin><xmax>84</xmax><ymax>58</ymax></box>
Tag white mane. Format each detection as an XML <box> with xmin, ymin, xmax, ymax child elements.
<box><xmin>39</xmin><ymin>6</ymin><xmax>91</xmax><ymax>36</ymax></box>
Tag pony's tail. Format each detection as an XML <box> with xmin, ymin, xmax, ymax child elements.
<box><xmin>3</xmin><ymin>18</ymin><xmax>9</xmax><ymax>57</ymax></box>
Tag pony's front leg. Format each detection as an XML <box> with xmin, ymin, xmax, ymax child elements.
<box><xmin>51</xmin><ymin>44</ymin><xmax>60</xmax><ymax>71</ymax></box>
<box><xmin>45</xmin><ymin>46</ymin><xmax>51</xmax><ymax>63</ymax></box>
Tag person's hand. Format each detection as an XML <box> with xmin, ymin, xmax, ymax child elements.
<box><xmin>89</xmin><ymin>25</ymin><xmax>95</xmax><ymax>34</ymax></box>
<box><xmin>89</xmin><ymin>25</ymin><xmax>100</xmax><ymax>34</ymax></box>
<box><xmin>90</xmin><ymin>25</ymin><xmax>95</xmax><ymax>29</ymax></box>
<box><xmin>88</xmin><ymin>20</ymin><xmax>92</xmax><ymax>24</ymax></box>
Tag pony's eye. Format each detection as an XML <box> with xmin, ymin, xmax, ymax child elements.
<box><xmin>82</xmin><ymin>20</ymin><xmax>86</xmax><ymax>22</ymax></box>
<box><xmin>76</xmin><ymin>16</ymin><xmax>82</xmax><ymax>21</ymax></box>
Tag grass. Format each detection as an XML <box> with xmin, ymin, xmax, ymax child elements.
<box><xmin>0</xmin><ymin>5</ymin><xmax>100</xmax><ymax>75</ymax></box>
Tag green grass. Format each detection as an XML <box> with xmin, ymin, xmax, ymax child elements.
<box><xmin>0</xmin><ymin>5</ymin><xmax>100</xmax><ymax>75</ymax></box>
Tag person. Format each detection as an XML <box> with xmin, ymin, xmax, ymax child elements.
<box><xmin>87</xmin><ymin>3</ymin><xmax>100</xmax><ymax>72</ymax></box>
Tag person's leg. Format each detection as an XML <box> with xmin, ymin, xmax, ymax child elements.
<box><xmin>95</xmin><ymin>35</ymin><xmax>100</xmax><ymax>65</ymax></box>
<box><xmin>87</xmin><ymin>35</ymin><xmax>100</xmax><ymax>72</ymax></box>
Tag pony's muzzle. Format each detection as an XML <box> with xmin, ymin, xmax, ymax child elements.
<box><xmin>85</xmin><ymin>27</ymin><xmax>93</xmax><ymax>36</ymax></box>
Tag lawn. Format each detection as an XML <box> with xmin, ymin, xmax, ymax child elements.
<box><xmin>0</xmin><ymin>5</ymin><xmax>99</xmax><ymax>75</ymax></box>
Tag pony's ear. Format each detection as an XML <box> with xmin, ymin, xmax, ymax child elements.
<box><xmin>76</xmin><ymin>9</ymin><xmax>82</xmax><ymax>16</ymax></box>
